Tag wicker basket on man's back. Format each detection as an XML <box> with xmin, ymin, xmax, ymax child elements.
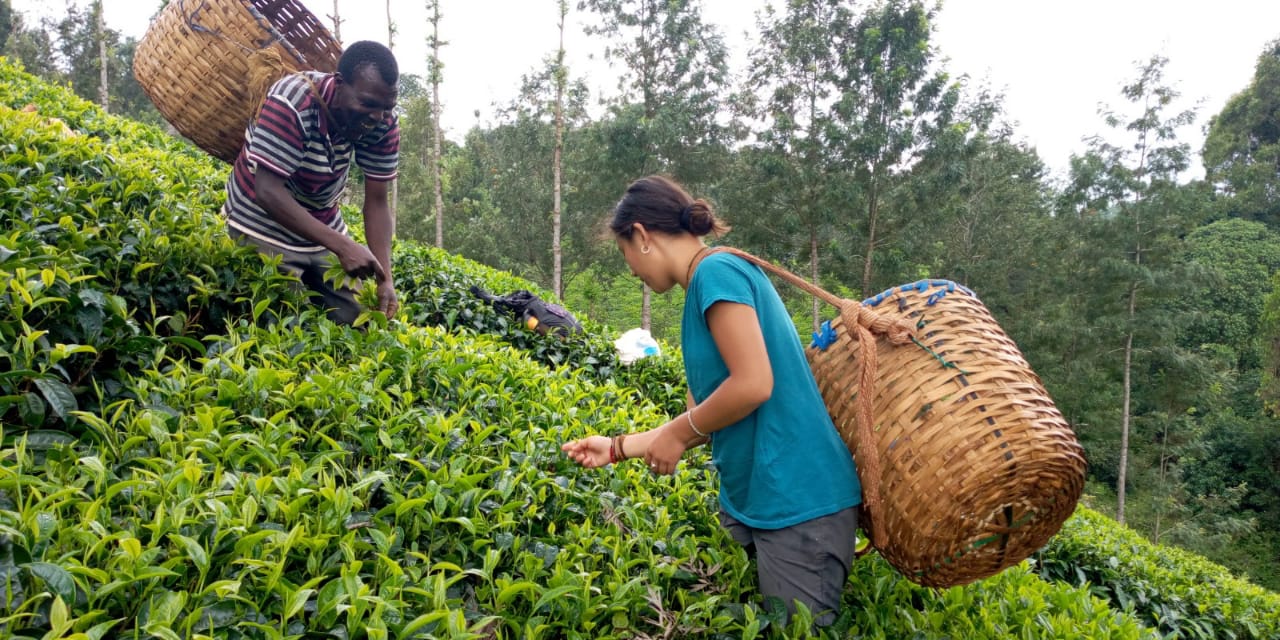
<box><xmin>133</xmin><ymin>0</ymin><xmax>342</xmax><ymax>163</ymax></box>
<box><xmin>719</xmin><ymin>247</ymin><xmax>1085</xmax><ymax>588</ymax></box>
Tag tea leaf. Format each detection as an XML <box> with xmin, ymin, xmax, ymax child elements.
<box><xmin>33</xmin><ymin>377</ymin><xmax>76</xmax><ymax>419</ymax></box>
<box><xmin>23</xmin><ymin>561</ymin><xmax>75</xmax><ymax>602</ymax></box>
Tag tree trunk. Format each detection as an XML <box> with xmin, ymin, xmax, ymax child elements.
<box><xmin>1117</xmin><ymin>284</ymin><xmax>1137</xmax><ymax>525</ymax></box>
<box><xmin>331</xmin><ymin>0</ymin><xmax>342</xmax><ymax>44</ymax></box>
<box><xmin>429</xmin><ymin>1</ymin><xmax>444</xmax><ymax>249</ymax></box>
<box><xmin>861</xmin><ymin>174</ymin><xmax>880</xmax><ymax>297</ymax></box>
<box><xmin>96</xmin><ymin>1</ymin><xmax>108</xmax><ymax>110</ymax></box>
<box><xmin>387</xmin><ymin>2</ymin><xmax>397</xmax><ymax>223</ymax></box>
<box><xmin>1153</xmin><ymin>421</ymin><xmax>1171</xmax><ymax>543</ymax></box>
<box><xmin>552</xmin><ymin>0</ymin><xmax>567</xmax><ymax>299</ymax></box>
<box><xmin>386</xmin><ymin>0</ymin><xmax>394</xmax><ymax>49</ymax></box>
<box><xmin>811</xmin><ymin>225</ymin><xmax>820</xmax><ymax>335</ymax></box>
<box><xmin>642</xmin><ymin>286</ymin><xmax>651</xmax><ymax>330</ymax></box>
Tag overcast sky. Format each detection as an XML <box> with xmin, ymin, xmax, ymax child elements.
<box><xmin>13</xmin><ymin>0</ymin><xmax>1280</xmax><ymax>181</ymax></box>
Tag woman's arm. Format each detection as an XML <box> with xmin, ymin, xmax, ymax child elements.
<box><xmin>562</xmin><ymin>300</ymin><xmax>777</xmax><ymax>475</ymax></box>
<box><xmin>639</xmin><ymin>301</ymin><xmax>772</xmax><ymax>473</ymax></box>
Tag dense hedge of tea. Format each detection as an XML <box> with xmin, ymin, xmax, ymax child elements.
<box><xmin>1036</xmin><ymin>507</ymin><xmax>1280</xmax><ymax>639</ymax></box>
<box><xmin>0</xmin><ymin>317</ymin><xmax>1154</xmax><ymax>639</ymax></box>
<box><xmin>0</xmin><ymin>62</ymin><xmax>308</xmax><ymax>434</ymax></box>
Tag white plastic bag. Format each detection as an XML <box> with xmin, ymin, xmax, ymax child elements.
<box><xmin>614</xmin><ymin>328</ymin><xmax>661</xmax><ymax>364</ymax></box>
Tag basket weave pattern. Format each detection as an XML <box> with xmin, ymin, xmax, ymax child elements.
<box><xmin>718</xmin><ymin>249</ymin><xmax>1086</xmax><ymax>588</ymax></box>
<box><xmin>134</xmin><ymin>0</ymin><xmax>342</xmax><ymax>163</ymax></box>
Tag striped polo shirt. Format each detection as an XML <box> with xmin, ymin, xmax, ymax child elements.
<box><xmin>224</xmin><ymin>71</ymin><xmax>399</xmax><ymax>252</ymax></box>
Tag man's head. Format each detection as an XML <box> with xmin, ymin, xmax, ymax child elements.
<box><xmin>331</xmin><ymin>41</ymin><xmax>399</xmax><ymax>141</ymax></box>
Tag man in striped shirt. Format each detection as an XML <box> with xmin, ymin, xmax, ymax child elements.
<box><xmin>224</xmin><ymin>41</ymin><xmax>400</xmax><ymax>325</ymax></box>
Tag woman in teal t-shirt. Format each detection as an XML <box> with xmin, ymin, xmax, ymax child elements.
<box><xmin>562</xmin><ymin>175</ymin><xmax>862</xmax><ymax>626</ymax></box>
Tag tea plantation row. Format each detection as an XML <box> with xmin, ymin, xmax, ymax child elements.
<box><xmin>2</xmin><ymin>57</ymin><xmax>1277</xmax><ymax>638</ymax></box>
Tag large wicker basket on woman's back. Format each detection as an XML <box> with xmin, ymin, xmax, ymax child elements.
<box><xmin>718</xmin><ymin>248</ymin><xmax>1086</xmax><ymax>589</ymax></box>
<box><xmin>133</xmin><ymin>0</ymin><xmax>342</xmax><ymax>164</ymax></box>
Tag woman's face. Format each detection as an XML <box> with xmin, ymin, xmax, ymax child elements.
<box><xmin>616</xmin><ymin>232</ymin><xmax>673</xmax><ymax>293</ymax></box>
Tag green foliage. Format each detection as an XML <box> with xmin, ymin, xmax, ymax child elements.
<box><xmin>1264</xmin><ymin>271</ymin><xmax>1280</xmax><ymax>413</ymax></box>
<box><xmin>1037</xmin><ymin>507</ymin><xmax>1280</xmax><ymax>639</ymax></box>
<box><xmin>1202</xmin><ymin>38</ymin><xmax>1280</xmax><ymax>228</ymax></box>
<box><xmin>394</xmin><ymin>242</ymin><xmax>687</xmax><ymax>418</ymax></box>
<box><xmin>1178</xmin><ymin>218</ymin><xmax>1280</xmax><ymax>369</ymax></box>
<box><xmin>0</xmin><ymin>59</ymin><xmax>304</xmax><ymax>433</ymax></box>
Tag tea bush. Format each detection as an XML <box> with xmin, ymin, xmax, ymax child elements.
<box><xmin>0</xmin><ymin>318</ymin><xmax>1155</xmax><ymax>639</ymax></box>
<box><xmin>0</xmin><ymin>61</ymin><xmax>307</xmax><ymax>434</ymax></box>
<box><xmin>393</xmin><ymin>243</ymin><xmax>687</xmax><ymax>417</ymax></box>
<box><xmin>1036</xmin><ymin>507</ymin><xmax>1280</xmax><ymax>639</ymax></box>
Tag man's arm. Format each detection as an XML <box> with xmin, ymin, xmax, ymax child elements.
<box><xmin>255</xmin><ymin>170</ymin><xmax>386</xmax><ymax>282</ymax></box>
<box><xmin>362</xmin><ymin>178</ymin><xmax>395</xmax><ymax>282</ymax></box>
<box><xmin>362</xmin><ymin>177</ymin><xmax>398</xmax><ymax>316</ymax></box>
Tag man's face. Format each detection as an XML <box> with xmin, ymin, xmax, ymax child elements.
<box><xmin>332</xmin><ymin>65</ymin><xmax>397</xmax><ymax>141</ymax></box>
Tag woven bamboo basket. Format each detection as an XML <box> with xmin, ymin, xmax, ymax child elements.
<box><xmin>133</xmin><ymin>0</ymin><xmax>342</xmax><ymax>163</ymax></box>
<box><xmin>714</xmin><ymin>248</ymin><xmax>1085</xmax><ymax>588</ymax></box>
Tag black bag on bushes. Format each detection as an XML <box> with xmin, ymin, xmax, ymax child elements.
<box><xmin>469</xmin><ymin>286</ymin><xmax>583</xmax><ymax>338</ymax></box>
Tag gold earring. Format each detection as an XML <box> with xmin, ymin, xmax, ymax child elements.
<box><xmin>641</xmin><ymin>245</ymin><xmax>652</xmax><ymax>255</ymax></box>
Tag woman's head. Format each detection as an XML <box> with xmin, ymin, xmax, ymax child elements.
<box><xmin>609</xmin><ymin>176</ymin><xmax>730</xmax><ymax>293</ymax></box>
<box><xmin>609</xmin><ymin>175</ymin><xmax>730</xmax><ymax>241</ymax></box>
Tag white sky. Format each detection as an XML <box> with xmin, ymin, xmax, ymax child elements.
<box><xmin>13</xmin><ymin>0</ymin><xmax>1280</xmax><ymax>181</ymax></box>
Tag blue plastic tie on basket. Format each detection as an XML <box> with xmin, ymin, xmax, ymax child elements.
<box><xmin>863</xmin><ymin>279</ymin><xmax>977</xmax><ymax>308</ymax></box>
<box><xmin>811</xmin><ymin>320</ymin><xmax>838</xmax><ymax>351</ymax></box>
<box><xmin>927</xmin><ymin>281</ymin><xmax>957</xmax><ymax>306</ymax></box>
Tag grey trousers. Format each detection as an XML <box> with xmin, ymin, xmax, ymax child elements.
<box><xmin>719</xmin><ymin>506</ymin><xmax>859</xmax><ymax>627</ymax></box>
<box><xmin>229</xmin><ymin>228</ymin><xmax>362</xmax><ymax>326</ymax></box>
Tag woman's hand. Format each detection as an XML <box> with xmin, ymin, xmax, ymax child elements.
<box><xmin>561</xmin><ymin>435</ymin><xmax>612</xmax><ymax>469</ymax></box>
<box><xmin>644</xmin><ymin>426</ymin><xmax>689</xmax><ymax>476</ymax></box>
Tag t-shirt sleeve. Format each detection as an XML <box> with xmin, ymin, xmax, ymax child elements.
<box><xmin>356</xmin><ymin>118</ymin><xmax>400</xmax><ymax>182</ymax></box>
<box><xmin>694</xmin><ymin>254</ymin><xmax>758</xmax><ymax>317</ymax></box>
<box><xmin>246</xmin><ymin>86</ymin><xmax>306</xmax><ymax>179</ymax></box>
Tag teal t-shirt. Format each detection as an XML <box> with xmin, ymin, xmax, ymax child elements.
<box><xmin>682</xmin><ymin>252</ymin><xmax>862</xmax><ymax>529</ymax></box>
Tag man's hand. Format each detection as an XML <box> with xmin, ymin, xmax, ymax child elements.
<box><xmin>336</xmin><ymin>240</ymin><xmax>388</xmax><ymax>282</ymax></box>
<box><xmin>376</xmin><ymin>279</ymin><xmax>399</xmax><ymax>317</ymax></box>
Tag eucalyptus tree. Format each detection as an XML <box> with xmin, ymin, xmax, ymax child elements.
<box><xmin>578</xmin><ymin>0</ymin><xmax>732</xmax><ymax>328</ymax></box>
<box><xmin>426</xmin><ymin>0</ymin><xmax>446</xmax><ymax>248</ymax></box>
<box><xmin>1202</xmin><ymin>38</ymin><xmax>1280</xmax><ymax>229</ymax></box>
<box><xmin>391</xmin><ymin>73</ymin><xmax>442</xmax><ymax>245</ymax></box>
<box><xmin>47</xmin><ymin>1</ymin><xmax>118</xmax><ymax>106</ymax></box>
<box><xmin>730</xmin><ymin>0</ymin><xmax>857</xmax><ymax>332</ymax></box>
<box><xmin>461</xmin><ymin>50</ymin><xmax>593</xmax><ymax>288</ymax></box>
<box><xmin>1057</xmin><ymin>55</ymin><xmax>1206</xmax><ymax>525</ymax></box>
<box><xmin>836</xmin><ymin>0</ymin><xmax>958</xmax><ymax>296</ymax></box>
<box><xmin>94</xmin><ymin>0</ymin><xmax>106</xmax><ymax>109</ymax></box>
<box><xmin>892</xmin><ymin>84</ymin><xmax>1051</xmax><ymax>291</ymax></box>
<box><xmin>553</xmin><ymin>0</ymin><xmax>569</xmax><ymax>298</ymax></box>
<box><xmin>329</xmin><ymin>0</ymin><xmax>342</xmax><ymax>43</ymax></box>
<box><xmin>386</xmin><ymin>0</ymin><xmax>398</xmax><ymax>221</ymax></box>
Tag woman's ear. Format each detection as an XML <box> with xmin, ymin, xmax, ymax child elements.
<box><xmin>630</xmin><ymin>223</ymin><xmax>650</xmax><ymax>247</ymax></box>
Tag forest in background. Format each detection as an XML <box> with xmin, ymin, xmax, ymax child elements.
<box><xmin>3</xmin><ymin>0</ymin><xmax>1279</xmax><ymax>591</ymax></box>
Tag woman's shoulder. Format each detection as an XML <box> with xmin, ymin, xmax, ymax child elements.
<box><xmin>702</xmin><ymin>249</ymin><xmax>765</xmax><ymax>280</ymax></box>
